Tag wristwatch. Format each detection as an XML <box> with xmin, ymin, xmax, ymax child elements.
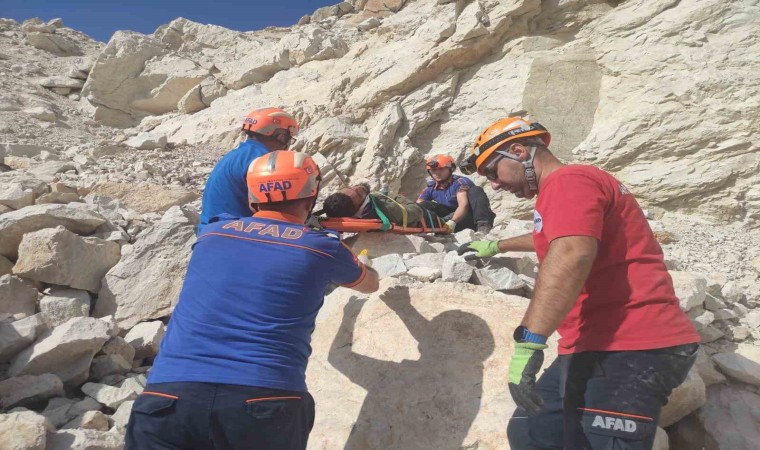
<box><xmin>513</xmin><ymin>325</ymin><xmax>548</xmax><ymax>345</ymax></box>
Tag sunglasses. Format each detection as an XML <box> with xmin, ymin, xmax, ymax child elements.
<box><xmin>481</xmin><ymin>155</ymin><xmax>503</xmax><ymax>181</ymax></box>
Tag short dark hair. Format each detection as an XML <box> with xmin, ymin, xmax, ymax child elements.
<box><xmin>323</xmin><ymin>193</ymin><xmax>356</xmax><ymax>217</ymax></box>
<box><xmin>255</xmin><ymin>197</ymin><xmax>313</xmax><ymax>212</ymax></box>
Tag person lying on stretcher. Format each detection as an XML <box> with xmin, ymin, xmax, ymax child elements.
<box><xmin>322</xmin><ymin>184</ymin><xmax>452</xmax><ymax>232</ymax></box>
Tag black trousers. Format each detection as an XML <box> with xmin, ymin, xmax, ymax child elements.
<box><xmin>420</xmin><ymin>185</ymin><xmax>496</xmax><ymax>231</ymax></box>
<box><xmin>507</xmin><ymin>343</ymin><xmax>698</xmax><ymax>450</ymax></box>
<box><xmin>126</xmin><ymin>382</ymin><xmax>315</xmax><ymax>450</ymax></box>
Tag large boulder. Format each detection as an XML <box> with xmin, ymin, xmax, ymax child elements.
<box><xmin>0</xmin><ymin>255</ymin><xmax>12</xmax><ymax>276</ymax></box>
<box><xmin>0</xmin><ymin>314</ymin><xmax>48</xmax><ymax>363</ymax></box>
<box><xmin>0</xmin><ymin>275</ymin><xmax>38</xmax><ymax>317</ymax></box>
<box><xmin>669</xmin><ymin>271</ymin><xmax>707</xmax><ymax>312</ymax></box>
<box><xmin>674</xmin><ymin>384</ymin><xmax>760</xmax><ymax>450</ymax></box>
<box><xmin>8</xmin><ymin>317</ymin><xmax>112</xmax><ymax>386</ymax></box>
<box><xmin>712</xmin><ymin>345</ymin><xmax>760</xmax><ymax>386</ymax></box>
<box><xmin>0</xmin><ymin>409</ymin><xmax>53</xmax><ymax>450</ymax></box>
<box><xmin>0</xmin><ymin>204</ymin><xmax>106</xmax><ymax>259</ymax></box>
<box><xmin>41</xmin><ymin>397</ymin><xmax>101</xmax><ymax>428</ymax></box>
<box><xmin>25</xmin><ymin>32</ymin><xmax>83</xmax><ymax>56</ymax></box>
<box><xmin>308</xmin><ymin>281</ymin><xmax>558</xmax><ymax>449</ymax></box>
<box><xmin>13</xmin><ymin>227</ymin><xmax>120</xmax><ymax>292</ymax></box>
<box><xmin>0</xmin><ymin>374</ymin><xmax>64</xmax><ymax>410</ymax></box>
<box><xmin>0</xmin><ymin>183</ymin><xmax>34</xmax><ymax>210</ymax></box>
<box><xmin>88</xmin><ymin>182</ymin><xmax>198</xmax><ymax>214</ymax></box>
<box><xmin>124</xmin><ymin>320</ymin><xmax>166</xmax><ymax>359</ymax></box>
<box><xmin>81</xmin><ymin>31</ymin><xmax>187</xmax><ymax>127</ymax></box>
<box><xmin>280</xmin><ymin>26</ymin><xmax>349</xmax><ymax>66</ymax></box>
<box><xmin>95</xmin><ymin>222</ymin><xmax>195</xmax><ymax>329</ymax></box>
<box><xmin>80</xmin><ymin>382</ymin><xmax>137</xmax><ymax>409</ymax></box>
<box><xmin>46</xmin><ymin>429</ymin><xmax>123</xmax><ymax>450</ymax></box>
<box><xmin>61</xmin><ymin>410</ymin><xmax>109</xmax><ymax>431</ymax></box>
<box><xmin>39</xmin><ymin>288</ymin><xmax>91</xmax><ymax>328</ymax></box>
<box><xmin>659</xmin><ymin>366</ymin><xmax>706</xmax><ymax>427</ymax></box>
<box><xmin>100</xmin><ymin>336</ymin><xmax>135</xmax><ymax>365</ymax></box>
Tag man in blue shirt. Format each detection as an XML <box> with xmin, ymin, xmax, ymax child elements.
<box><xmin>199</xmin><ymin>107</ymin><xmax>300</xmax><ymax>232</ymax></box>
<box><xmin>126</xmin><ymin>151</ymin><xmax>379</xmax><ymax>450</ymax></box>
<box><xmin>417</xmin><ymin>154</ymin><xmax>496</xmax><ymax>234</ymax></box>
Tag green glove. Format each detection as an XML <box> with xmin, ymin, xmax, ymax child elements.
<box><xmin>456</xmin><ymin>240</ymin><xmax>500</xmax><ymax>261</ymax></box>
<box><xmin>508</xmin><ymin>342</ymin><xmax>548</xmax><ymax>414</ymax></box>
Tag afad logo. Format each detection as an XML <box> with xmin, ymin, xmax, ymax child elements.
<box><xmin>533</xmin><ymin>210</ymin><xmax>543</xmax><ymax>233</ymax></box>
<box><xmin>591</xmin><ymin>415</ymin><xmax>637</xmax><ymax>433</ymax></box>
<box><xmin>259</xmin><ymin>180</ymin><xmax>292</xmax><ymax>192</ymax></box>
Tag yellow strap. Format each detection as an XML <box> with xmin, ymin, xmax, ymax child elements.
<box><xmin>375</xmin><ymin>193</ymin><xmax>408</xmax><ymax>228</ymax></box>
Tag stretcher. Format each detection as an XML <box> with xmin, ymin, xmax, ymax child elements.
<box><xmin>317</xmin><ymin>195</ymin><xmax>450</xmax><ymax>234</ymax></box>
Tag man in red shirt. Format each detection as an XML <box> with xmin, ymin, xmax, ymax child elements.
<box><xmin>458</xmin><ymin>118</ymin><xmax>700</xmax><ymax>450</ymax></box>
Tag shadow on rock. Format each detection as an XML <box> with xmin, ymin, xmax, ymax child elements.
<box><xmin>328</xmin><ymin>286</ymin><xmax>495</xmax><ymax>450</ymax></box>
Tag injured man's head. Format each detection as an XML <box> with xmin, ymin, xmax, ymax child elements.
<box><xmin>323</xmin><ymin>184</ymin><xmax>370</xmax><ymax>217</ymax></box>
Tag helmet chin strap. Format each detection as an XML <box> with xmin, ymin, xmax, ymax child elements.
<box><xmin>495</xmin><ymin>145</ymin><xmax>539</xmax><ymax>193</ymax></box>
<box><xmin>523</xmin><ymin>145</ymin><xmax>538</xmax><ymax>193</ymax></box>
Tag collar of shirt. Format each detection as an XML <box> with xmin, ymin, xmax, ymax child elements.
<box><xmin>253</xmin><ymin>210</ymin><xmax>304</xmax><ymax>224</ymax></box>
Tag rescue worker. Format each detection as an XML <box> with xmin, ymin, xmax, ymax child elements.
<box><xmin>199</xmin><ymin>107</ymin><xmax>299</xmax><ymax>232</ymax></box>
<box><xmin>417</xmin><ymin>154</ymin><xmax>496</xmax><ymax>234</ymax></box>
<box><xmin>126</xmin><ymin>151</ymin><xmax>379</xmax><ymax>450</ymax></box>
<box><xmin>457</xmin><ymin>118</ymin><xmax>700</xmax><ymax>450</ymax></box>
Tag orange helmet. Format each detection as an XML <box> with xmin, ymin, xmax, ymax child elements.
<box><xmin>460</xmin><ymin>118</ymin><xmax>550</xmax><ymax>175</ymax></box>
<box><xmin>241</xmin><ymin>107</ymin><xmax>299</xmax><ymax>137</ymax></box>
<box><xmin>247</xmin><ymin>151</ymin><xmax>321</xmax><ymax>204</ymax></box>
<box><xmin>425</xmin><ymin>154</ymin><xmax>456</xmax><ymax>171</ymax></box>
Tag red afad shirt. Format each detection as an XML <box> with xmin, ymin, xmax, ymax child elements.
<box><xmin>533</xmin><ymin>165</ymin><xmax>699</xmax><ymax>354</ymax></box>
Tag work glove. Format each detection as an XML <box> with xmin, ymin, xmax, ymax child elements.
<box><xmin>508</xmin><ymin>342</ymin><xmax>547</xmax><ymax>415</ymax></box>
<box><xmin>357</xmin><ymin>249</ymin><xmax>372</xmax><ymax>267</ymax></box>
<box><xmin>456</xmin><ymin>240</ymin><xmax>500</xmax><ymax>261</ymax></box>
<box><xmin>445</xmin><ymin>219</ymin><xmax>457</xmax><ymax>234</ymax></box>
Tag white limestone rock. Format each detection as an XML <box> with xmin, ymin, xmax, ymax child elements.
<box><xmin>404</xmin><ymin>252</ymin><xmax>445</xmax><ymax>271</ymax></box>
<box><xmin>473</xmin><ymin>267</ymin><xmax>527</xmax><ymax>292</ymax></box>
<box><xmin>0</xmin><ymin>275</ymin><xmax>39</xmax><ymax>317</ymax></box>
<box><xmin>441</xmin><ymin>251</ymin><xmax>476</xmax><ymax>282</ymax></box>
<box><xmin>407</xmin><ymin>266</ymin><xmax>442</xmax><ymax>282</ymax></box>
<box><xmin>95</xmin><ymin>222</ymin><xmax>195</xmax><ymax>330</ymax></box>
<box><xmin>0</xmin><ymin>409</ymin><xmax>53</xmax><ymax>450</ymax></box>
<box><xmin>371</xmin><ymin>254</ymin><xmax>408</xmax><ymax>278</ymax></box>
<box><xmin>13</xmin><ymin>227</ymin><xmax>119</xmax><ymax>292</ymax></box>
<box><xmin>109</xmin><ymin>400</ymin><xmax>133</xmax><ymax>433</ymax></box>
<box><xmin>659</xmin><ymin>367</ymin><xmax>706</xmax><ymax>427</ymax></box>
<box><xmin>80</xmin><ymin>382</ymin><xmax>137</xmax><ymax>409</ymax></box>
<box><xmin>0</xmin><ymin>374</ymin><xmax>64</xmax><ymax>410</ymax></box>
<box><xmin>8</xmin><ymin>317</ymin><xmax>112</xmax><ymax>386</ymax></box>
<box><xmin>87</xmin><ymin>182</ymin><xmax>198</xmax><ymax>215</ymax></box>
<box><xmin>46</xmin><ymin>428</ymin><xmax>123</xmax><ymax>450</ymax></box>
<box><xmin>100</xmin><ymin>336</ymin><xmax>135</xmax><ymax>365</ymax></box>
<box><xmin>124</xmin><ymin>321</ymin><xmax>166</xmax><ymax>359</ymax></box>
<box><xmin>0</xmin><ymin>314</ymin><xmax>48</xmax><ymax>363</ymax></box>
<box><xmin>0</xmin><ymin>183</ymin><xmax>34</xmax><ymax>210</ymax></box>
<box><xmin>0</xmin><ymin>204</ymin><xmax>106</xmax><ymax>259</ymax></box>
<box><xmin>62</xmin><ymin>410</ymin><xmax>110</xmax><ymax>431</ymax></box>
<box><xmin>0</xmin><ymin>255</ymin><xmax>12</xmax><ymax>276</ymax></box>
<box><xmin>670</xmin><ymin>271</ymin><xmax>707</xmax><ymax>312</ymax></box>
<box><xmin>350</xmin><ymin>232</ymin><xmax>434</xmax><ymax>258</ymax></box>
<box><xmin>25</xmin><ymin>32</ymin><xmax>83</xmax><ymax>56</ymax></box>
<box><xmin>712</xmin><ymin>347</ymin><xmax>760</xmax><ymax>386</ymax></box>
<box><xmin>124</xmin><ymin>132</ymin><xmax>167</xmax><ymax>150</ymax></box>
<box><xmin>90</xmin><ymin>355</ymin><xmax>132</xmax><ymax>381</ymax></box>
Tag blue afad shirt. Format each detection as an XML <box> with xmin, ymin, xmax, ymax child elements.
<box><xmin>148</xmin><ymin>212</ymin><xmax>366</xmax><ymax>392</ymax></box>
<box><xmin>417</xmin><ymin>175</ymin><xmax>474</xmax><ymax>209</ymax></box>
<box><xmin>198</xmin><ymin>139</ymin><xmax>269</xmax><ymax>232</ymax></box>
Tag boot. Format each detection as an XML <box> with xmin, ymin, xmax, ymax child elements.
<box><xmin>476</xmin><ymin>221</ymin><xmax>492</xmax><ymax>235</ymax></box>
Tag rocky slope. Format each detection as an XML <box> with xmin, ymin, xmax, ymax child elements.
<box><xmin>0</xmin><ymin>1</ymin><xmax>759</xmax><ymax>448</ymax></box>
